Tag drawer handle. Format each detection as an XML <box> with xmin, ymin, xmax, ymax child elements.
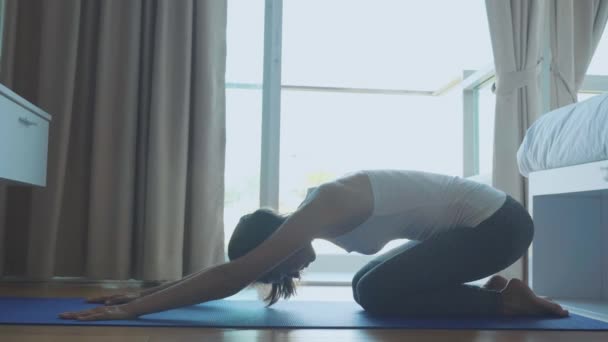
<box><xmin>601</xmin><ymin>166</ymin><xmax>608</xmax><ymax>182</ymax></box>
<box><xmin>18</xmin><ymin>117</ymin><xmax>38</xmax><ymax>127</ymax></box>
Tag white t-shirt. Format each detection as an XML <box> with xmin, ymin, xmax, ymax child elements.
<box><xmin>307</xmin><ymin>170</ymin><xmax>507</xmax><ymax>255</ymax></box>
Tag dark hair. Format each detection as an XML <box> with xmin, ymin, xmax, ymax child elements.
<box><xmin>227</xmin><ymin>208</ymin><xmax>300</xmax><ymax>306</ymax></box>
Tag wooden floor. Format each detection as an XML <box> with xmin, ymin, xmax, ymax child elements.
<box><xmin>0</xmin><ymin>282</ymin><xmax>607</xmax><ymax>342</ymax></box>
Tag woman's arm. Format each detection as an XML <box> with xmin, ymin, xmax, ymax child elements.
<box><xmin>139</xmin><ymin>270</ymin><xmax>207</xmax><ymax>296</ymax></box>
<box><xmin>60</xmin><ymin>183</ymin><xmax>358</xmax><ymax>320</ymax></box>
<box><xmin>121</xmin><ymin>262</ymin><xmax>245</xmax><ymax>316</ymax></box>
<box><xmin>125</xmin><ymin>187</ymin><xmax>349</xmax><ymax>315</ymax></box>
<box><xmin>59</xmin><ymin>262</ymin><xmax>246</xmax><ymax>321</ymax></box>
<box><xmin>121</xmin><ymin>186</ymin><xmax>342</xmax><ymax>316</ymax></box>
<box><xmin>85</xmin><ymin>266</ymin><xmax>217</xmax><ymax>306</ymax></box>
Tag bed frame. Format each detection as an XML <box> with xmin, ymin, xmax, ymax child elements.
<box><xmin>528</xmin><ymin>159</ymin><xmax>608</xmax><ymax>321</ymax></box>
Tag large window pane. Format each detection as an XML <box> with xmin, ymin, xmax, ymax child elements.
<box><xmin>224</xmin><ymin>0</ymin><xmax>264</xmax><ymax>253</ymax></box>
<box><xmin>226</xmin><ymin>0</ymin><xmax>495</xmax><ymax>258</ymax></box>
<box><xmin>224</xmin><ymin>89</ymin><xmax>263</xmax><ymax>251</ymax></box>
<box><xmin>279</xmin><ymin>89</ymin><xmax>462</xmax><ymax>253</ymax></box>
<box><xmin>226</xmin><ymin>0</ymin><xmax>264</xmax><ymax>84</ymax></box>
<box><xmin>282</xmin><ymin>0</ymin><xmax>493</xmax><ymax>90</ymax></box>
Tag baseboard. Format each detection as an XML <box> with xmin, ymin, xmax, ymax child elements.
<box><xmin>0</xmin><ymin>276</ymin><xmax>162</xmax><ymax>288</ymax></box>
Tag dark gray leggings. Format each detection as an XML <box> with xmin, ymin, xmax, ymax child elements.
<box><xmin>352</xmin><ymin>196</ymin><xmax>533</xmax><ymax>316</ymax></box>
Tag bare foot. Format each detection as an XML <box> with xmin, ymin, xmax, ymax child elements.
<box><xmin>483</xmin><ymin>275</ymin><xmax>508</xmax><ymax>291</ymax></box>
<box><xmin>500</xmin><ymin>279</ymin><xmax>569</xmax><ymax>317</ymax></box>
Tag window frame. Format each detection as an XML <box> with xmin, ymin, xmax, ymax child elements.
<box><xmin>247</xmin><ymin>0</ymin><xmax>466</xmax><ymax>284</ymax></box>
<box><xmin>259</xmin><ymin>0</ymin><xmax>283</xmax><ymax>209</ymax></box>
<box><xmin>258</xmin><ymin>0</ymin><xmax>370</xmax><ymax>284</ymax></box>
<box><xmin>226</xmin><ymin>0</ymin><xmax>485</xmax><ymax>284</ymax></box>
<box><xmin>579</xmin><ymin>75</ymin><xmax>608</xmax><ymax>94</ymax></box>
<box><xmin>241</xmin><ymin>0</ymin><xmax>469</xmax><ymax>211</ymax></box>
<box><xmin>225</xmin><ymin>0</ymin><xmax>608</xmax><ymax>284</ymax></box>
<box><xmin>461</xmin><ymin>66</ymin><xmax>495</xmax><ymax>178</ymax></box>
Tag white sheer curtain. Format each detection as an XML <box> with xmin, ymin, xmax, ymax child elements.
<box><xmin>485</xmin><ymin>0</ymin><xmax>546</xmax><ymax>280</ymax></box>
<box><xmin>549</xmin><ymin>0</ymin><xmax>608</xmax><ymax>109</ymax></box>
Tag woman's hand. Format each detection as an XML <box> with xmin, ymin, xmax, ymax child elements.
<box><xmin>58</xmin><ymin>305</ymin><xmax>137</xmax><ymax>321</ymax></box>
<box><xmin>86</xmin><ymin>292</ymin><xmax>142</xmax><ymax>305</ymax></box>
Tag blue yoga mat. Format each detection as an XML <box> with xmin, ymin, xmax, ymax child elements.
<box><xmin>1</xmin><ymin>297</ymin><xmax>607</xmax><ymax>330</ymax></box>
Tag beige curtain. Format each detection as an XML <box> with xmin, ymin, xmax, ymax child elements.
<box><xmin>485</xmin><ymin>0</ymin><xmax>545</xmax><ymax>280</ymax></box>
<box><xmin>549</xmin><ymin>0</ymin><xmax>608</xmax><ymax>109</ymax></box>
<box><xmin>0</xmin><ymin>0</ymin><xmax>227</xmax><ymax>281</ymax></box>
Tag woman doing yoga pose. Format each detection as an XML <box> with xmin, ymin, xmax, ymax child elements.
<box><xmin>59</xmin><ymin>170</ymin><xmax>568</xmax><ymax>321</ymax></box>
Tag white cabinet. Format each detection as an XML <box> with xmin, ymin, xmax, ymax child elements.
<box><xmin>0</xmin><ymin>84</ymin><xmax>51</xmax><ymax>186</ymax></box>
<box><xmin>528</xmin><ymin>160</ymin><xmax>608</xmax><ymax>322</ymax></box>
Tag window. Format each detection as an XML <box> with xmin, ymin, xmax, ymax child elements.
<box><xmin>462</xmin><ymin>67</ymin><xmax>495</xmax><ymax>179</ymax></box>
<box><xmin>579</xmin><ymin>31</ymin><xmax>608</xmax><ymax>100</ymax></box>
<box><xmin>225</xmin><ymin>0</ymin><xmax>494</xmax><ymax>280</ymax></box>
<box><xmin>224</xmin><ymin>0</ymin><xmax>264</xmax><ymax>250</ymax></box>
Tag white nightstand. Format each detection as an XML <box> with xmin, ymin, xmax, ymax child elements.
<box><xmin>0</xmin><ymin>83</ymin><xmax>51</xmax><ymax>186</ymax></box>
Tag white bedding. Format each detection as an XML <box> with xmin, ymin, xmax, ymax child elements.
<box><xmin>517</xmin><ymin>93</ymin><xmax>608</xmax><ymax>177</ymax></box>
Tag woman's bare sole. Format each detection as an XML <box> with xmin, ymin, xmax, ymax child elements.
<box><xmin>499</xmin><ymin>278</ymin><xmax>569</xmax><ymax>317</ymax></box>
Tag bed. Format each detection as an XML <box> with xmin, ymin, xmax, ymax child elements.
<box><xmin>517</xmin><ymin>92</ymin><xmax>608</xmax><ymax>322</ymax></box>
<box><xmin>517</xmin><ymin>92</ymin><xmax>608</xmax><ymax>177</ymax></box>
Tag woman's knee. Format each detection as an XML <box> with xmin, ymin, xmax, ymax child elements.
<box><xmin>355</xmin><ymin>277</ymin><xmax>406</xmax><ymax>314</ymax></box>
<box><xmin>496</xmin><ymin>219</ymin><xmax>534</xmax><ymax>269</ymax></box>
<box><xmin>352</xmin><ymin>260</ymin><xmax>382</xmax><ymax>302</ymax></box>
<box><xmin>512</xmin><ymin>218</ymin><xmax>534</xmax><ymax>254</ymax></box>
<box><xmin>509</xmin><ymin>201</ymin><xmax>535</xmax><ymax>250</ymax></box>
<box><xmin>354</xmin><ymin>278</ymin><xmax>380</xmax><ymax>312</ymax></box>
<box><xmin>351</xmin><ymin>279</ymin><xmax>360</xmax><ymax>303</ymax></box>
<box><xmin>354</xmin><ymin>271</ymin><xmax>395</xmax><ymax>308</ymax></box>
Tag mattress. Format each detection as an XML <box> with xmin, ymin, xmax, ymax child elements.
<box><xmin>517</xmin><ymin>93</ymin><xmax>608</xmax><ymax>177</ymax></box>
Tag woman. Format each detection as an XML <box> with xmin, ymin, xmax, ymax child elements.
<box><xmin>59</xmin><ymin>170</ymin><xmax>568</xmax><ymax>321</ymax></box>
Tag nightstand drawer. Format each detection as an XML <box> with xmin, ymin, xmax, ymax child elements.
<box><xmin>0</xmin><ymin>93</ymin><xmax>50</xmax><ymax>186</ymax></box>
